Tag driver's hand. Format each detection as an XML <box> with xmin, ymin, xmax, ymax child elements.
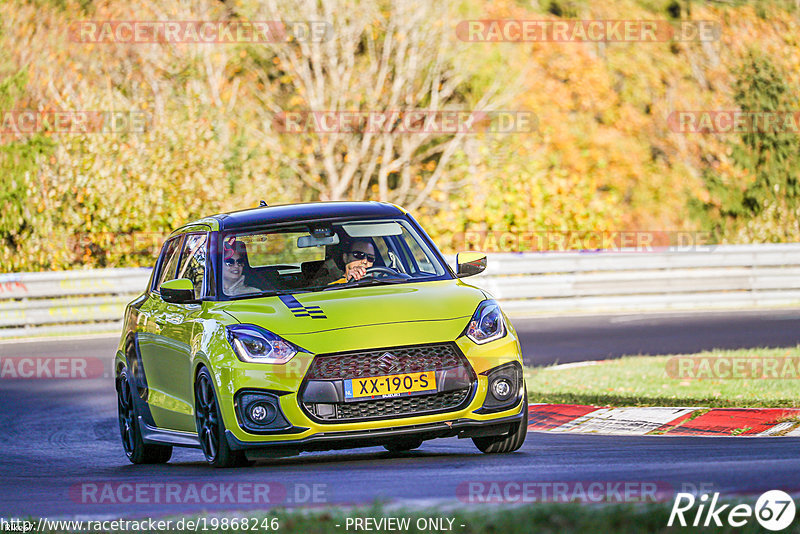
<box><xmin>345</xmin><ymin>262</ymin><xmax>367</xmax><ymax>281</ymax></box>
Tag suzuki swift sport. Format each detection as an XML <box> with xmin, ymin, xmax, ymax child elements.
<box><xmin>114</xmin><ymin>201</ymin><xmax>527</xmax><ymax>467</ymax></box>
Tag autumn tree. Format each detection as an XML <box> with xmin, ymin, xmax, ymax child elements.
<box><xmin>692</xmin><ymin>51</ymin><xmax>800</xmax><ymax>241</ymax></box>
<box><xmin>238</xmin><ymin>0</ymin><xmax>505</xmax><ymax>209</ymax></box>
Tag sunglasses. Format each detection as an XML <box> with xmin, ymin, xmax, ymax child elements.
<box><xmin>224</xmin><ymin>258</ymin><xmax>245</xmax><ymax>266</ymax></box>
<box><xmin>349</xmin><ymin>250</ymin><xmax>375</xmax><ymax>262</ymax></box>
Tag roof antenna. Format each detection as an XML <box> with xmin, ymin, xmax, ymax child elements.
<box><xmin>259</xmin><ymin>200</ymin><xmax>268</xmax><ymax>207</ymax></box>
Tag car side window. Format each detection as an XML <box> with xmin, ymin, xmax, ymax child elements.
<box><xmin>154</xmin><ymin>237</ymin><xmax>182</xmax><ymax>291</ymax></box>
<box><xmin>403</xmin><ymin>234</ymin><xmax>436</xmax><ymax>274</ymax></box>
<box><xmin>176</xmin><ymin>233</ymin><xmax>208</xmax><ymax>299</ymax></box>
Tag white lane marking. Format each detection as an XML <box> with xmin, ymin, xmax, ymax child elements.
<box><xmin>551</xmin><ymin>407</ymin><xmax>697</xmax><ymax>435</ymax></box>
<box><xmin>0</xmin><ymin>333</ymin><xmax>119</xmax><ymax>346</ymax></box>
<box><xmin>608</xmin><ymin>310</ymin><xmax>800</xmax><ymax>324</ymax></box>
<box><xmin>785</xmin><ymin>426</ymin><xmax>800</xmax><ymax>437</ymax></box>
<box><xmin>756</xmin><ymin>422</ymin><xmax>795</xmax><ymax>436</ymax></box>
<box><xmin>549</xmin><ymin>408</ymin><xmax>612</xmax><ymax>432</ymax></box>
<box><xmin>543</xmin><ymin>361</ymin><xmax>601</xmax><ymax>371</ymax></box>
<box><xmin>609</xmin><ymin>314</ymin><xmax>697</xmax><ymax>324</ymax></box>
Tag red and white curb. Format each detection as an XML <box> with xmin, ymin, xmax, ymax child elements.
<box><xmin>527</xmin><ymin>404</ymin><xmax>800</xmax><ymax>436</ymax></box>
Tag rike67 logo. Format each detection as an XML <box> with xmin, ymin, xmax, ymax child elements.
<box><xmin>668</xmin><ymin>490</ymin><xmax>796</xmax><ymax>531</ymax></box>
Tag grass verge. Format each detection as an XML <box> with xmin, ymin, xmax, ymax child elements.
<box><xmin>524</xmin><ymin>345</ymin><xmax>800</xmax><ymax>408</ymax></box>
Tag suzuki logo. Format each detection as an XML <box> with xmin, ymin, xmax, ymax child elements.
<box><xmin>377</xmin><ymin>352</ymin><xmax>402</xmax><ymax>374</ymax></box>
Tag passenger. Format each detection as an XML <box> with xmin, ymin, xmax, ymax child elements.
<box><xmin>222</xmin><ymin>240</ymin><xmax>260</xmax><ymax>296</ymax></box>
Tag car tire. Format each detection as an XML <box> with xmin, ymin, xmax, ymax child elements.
<box><xmin>194</xmin><ymin>367</ymin><xmax>251</xmax><ymax>468</ymax></box>
<box><xmin>383</xmin><ymin>438</ymin><xmax>424</xmax><ymax>453</ymax></box>
<box><xmin>472</xmin><ymin>397</ymin><xmax>528</xmax><ymax>454</ymax></box>
<box><xmin>116</xmin><ymin>368</ymin><xmax>173</xmax><ymax>464</ymax></box>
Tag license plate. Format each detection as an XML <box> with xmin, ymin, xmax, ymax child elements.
<box><xmin>344</xmin><ymin>371</ymin><xmax>437</xmax><ymax>401</ymax></box>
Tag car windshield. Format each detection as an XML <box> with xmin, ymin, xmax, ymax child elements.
<box><xmin>218</xmin><ymin>218</ymin><xmax>450</xmax><ymax>298</ymax></box>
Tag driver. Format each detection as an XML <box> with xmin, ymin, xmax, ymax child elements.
<box><xmin>341</xmin><ymin>239</ymin><xmax>376</xmax><ymax>282</ymax></box>
<box><xmin>326</xmin><ymin>239</ymin><xmax>376</xmax><ymax>285</ymax></box>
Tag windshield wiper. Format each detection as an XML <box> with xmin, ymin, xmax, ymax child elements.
<box><xmin>235</xmin><ymin>288</ymin><xmax>312</xmax><ymax>299</ymax></box>
<box><xmin>304</xmin><ymin>284</ymin><xmax>333</xmax><ymax>293</ymax></box>
<box><xmin>322</xmin><ymin>277</ymin><xmax>408</xmax><ymax>291</ymax></box>
<box><xmin>258</xmin><ymin>288</ymin><xmax>310</xmax><ymax>297</ymax></box>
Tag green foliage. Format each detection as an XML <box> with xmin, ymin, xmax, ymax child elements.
<box><xmin>733</xmin><ymin>53</ymin><xmax>800</xmax><ymax>208</ymax></box>
<box><xmin>0</xmin><ymin>136</ymin><xmax>54</xmax><ymax>242</ymax></box>
<box><xmin>692</xmin><ymin>52</ymin><xmax>800</xmax><ymax>242</ymax></box>
<box><xmin>24</xmin><ymin>0</ymin><xmax>94</xmax><ymax>13</ymax></box>
<box><xmin>0</xmin><ymin>68</ymin><xmax>26</xmax><ymax>109</ymax></box>
<box><xmin>0</xmin><ymin>69</ymin><xmax>55</xmax><ymax>269</ymax></box>
<box><xmin>546</xmin><ymin>1</ymin><xmax>582</xmax><ymax>17</ymax></box>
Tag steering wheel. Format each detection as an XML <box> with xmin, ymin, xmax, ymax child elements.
<box><xmin>362</xmin><ymin>266</ymin><xmax>411</xmax><ymax>279</ymax></box>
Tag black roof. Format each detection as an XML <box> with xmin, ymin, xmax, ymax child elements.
<box><xmin>211</xmin><ymin>201</ymin><xmax>405</xmax><ymax>231</ymax></box>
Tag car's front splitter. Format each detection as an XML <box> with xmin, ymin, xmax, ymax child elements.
<box><xmin>224</xmin><ymin>401</ymin><xmax>526</xmax><ymax>454</ymax></box>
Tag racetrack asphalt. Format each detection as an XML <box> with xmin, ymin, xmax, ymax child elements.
<box><xmin>514</xmin><ymin>308</ymin><xmax>800</xmax><ymax>366</ymax></box>
<box><xmin>1</xmin><ymin>309</ymin><xmax>799</xmax><ymax>519</ymax></box>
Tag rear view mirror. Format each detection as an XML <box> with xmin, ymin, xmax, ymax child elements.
<box><xmin>456</xmin><ymin>252</ymin><xmax>487</xmax><ymax>278</ymax></box>
<box><xmin>298</xmin><ymin>234</ymin><xmax>340</xmax><ymax>248</ymax></box>
<box><xmin>160</xmin><ymin>278</ymin><xmax>197</xmax><ymax>304</ymax></box>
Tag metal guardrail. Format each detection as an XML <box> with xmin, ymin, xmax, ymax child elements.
<box><xmin>466</xmin><ymin>243</ymin><xmax>800</xmax><ymax>313</ymax></box>
<box><xmin>0</xmin><ymin>268</ymin><xmax>151</xmax><ymax>338</ymax></box>
<box><xmin>1</xmin><ymin>244</ymin><xmax>799</xmax><ymax>338</ymax></box>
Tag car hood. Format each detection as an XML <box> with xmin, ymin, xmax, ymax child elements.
<box><xmin>215</xmin><ymin>279</ymin><xmax>485</xmax><ymax>337</ymax></box>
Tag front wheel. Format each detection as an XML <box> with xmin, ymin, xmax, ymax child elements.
<box><xmin>194</xmin><ymin>367</ymin><xmax>250</xmax><ymax>468</ymax></box>
<box><xmin>472</xmin><ymin>398</ymin><xmax>528</xmax><ymax>454</ymax></box>
<box><xmin>116</xmin><ymin>368</ymin><xmax>172</xmax><ymax>464</ymax></box>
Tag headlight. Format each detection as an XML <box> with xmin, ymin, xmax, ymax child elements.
<box><xmin>226</xmin><ymin>324</ymin><xmax>305</xmax><ymax>364</ymax></box>
<box><xmin>465</xmin><ymin>299</ymin><xmax>507</xmax><ymax>344</ymax></box>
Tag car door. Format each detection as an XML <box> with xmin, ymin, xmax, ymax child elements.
<box><xmin>136</xmin><ymin>235</ymin><xmax>182</xmax><ymax>429</ymax></box>
<box><xmin>137</xmin><ymin>233</ymin><xmax>207</xmax><ymax>433</ymax></box>
<box><xmin>164</xmin><ymin>232</ymin><xmax>209</xmax><ymax>431</ymax></box>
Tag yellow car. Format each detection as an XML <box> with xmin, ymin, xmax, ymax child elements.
<box><xmin>114</xmin><ymin>201</ymin><xmax>527</xmax><ymax>467</ymax></box>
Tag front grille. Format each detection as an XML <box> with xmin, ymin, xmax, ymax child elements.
<box><xmin>305</xmin><ymin>388</ymin><xmax>471</xmax><ymax>422</ymax></box>
<box><xmin>299</xmin><ymin>342</ymin><xmax>476</xmax><ymax>423</ymax></box>
<box><xmin>305</xmin><ymin>343</ymin><xmax>464</xmax><ymax>380</ymax></box>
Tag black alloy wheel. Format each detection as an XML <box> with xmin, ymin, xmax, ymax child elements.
<box><xmin>194</xmin><ymin>367</ymin><xmax>250</xmax><ymax>467</ymax></box>
<box><xmin>116</xmin><ymin>368</ymin><xmax>172</xmax><ymax>464</ymax></box>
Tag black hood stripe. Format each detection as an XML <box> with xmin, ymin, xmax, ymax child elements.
<box><xmin>279</xmin><ymin>294</ymin><xmax>327</xmax><ymax>319</ymax></box>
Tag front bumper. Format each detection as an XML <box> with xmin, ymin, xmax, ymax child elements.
<box><xmin>221</xmin><ymin>331</ymin><xmax>525</xmax><ymax>447</ymax></box>
<box><xmin>225</xmin><ymin>398</ymin><xmax>526</xmax><ymax>454</ymax></box>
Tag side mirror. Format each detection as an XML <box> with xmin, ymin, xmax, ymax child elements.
<box><xmin>160</xmin><ymin>278</ymin><xmax>197</xmax><ymax>304</ymax></box>
<box><xmin>456</xmin><ymin>252</ymin><xmax>487</xmax><ymax>278</ymax></box>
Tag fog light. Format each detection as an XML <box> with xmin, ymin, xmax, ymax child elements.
<box><xmin>490</xmin><ymin>377</ymin><xmax>513</xmax><ymax>401</ymax></box>
<box><xmin>251</xmin><ymin>405</ymin><xmax>267</xmax><ymax>421</ymax></box>
<box><xmin>248</xmin><ymin>402</ymin><xmax>277</xmax><ymax>425</ymax></box>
